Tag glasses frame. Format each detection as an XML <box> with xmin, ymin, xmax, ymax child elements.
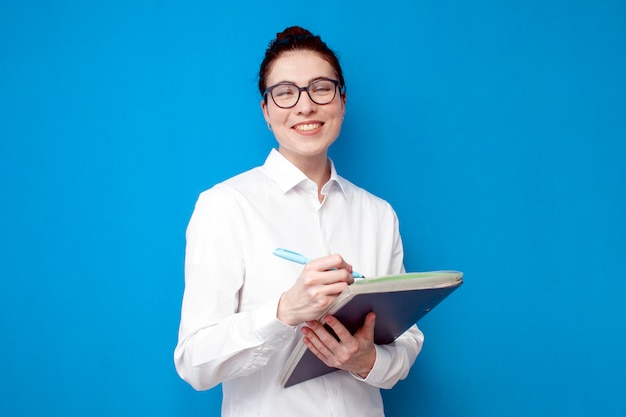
<box><xmin>263</xmin><ymin>78</ymin><xmax>344</xmax><ymax>109</ymax></box>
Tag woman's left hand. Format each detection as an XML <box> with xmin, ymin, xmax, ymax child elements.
<box><xmin>301</xmin><ymin>312</ymin><xmax>377</xmax><ymax>379</ymax></box>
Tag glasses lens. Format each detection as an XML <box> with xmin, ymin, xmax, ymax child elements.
<box><xmin>308</xmin><ymin>79</ymin><xmax>337</xmax><ymax>105</ymax></box>
<box><xmin>271</xmin><ymin>84</ymin><xmax>299</xmax><ymax>108</ymax></box>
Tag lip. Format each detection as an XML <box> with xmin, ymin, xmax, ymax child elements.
<box><xmin>291</xmin><ymin>121</ymin><xmax>324</xmax><ymax>134</ymax></box>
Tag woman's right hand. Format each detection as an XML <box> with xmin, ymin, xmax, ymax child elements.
<box><xmin>276</xmin><ymin>254</ymin><xmax>355</xmax><ymax>326</ymax></box>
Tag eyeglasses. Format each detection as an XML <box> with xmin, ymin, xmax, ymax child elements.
<box><xmin>263</xmin><ymin>78</ymin><xmax>344</xmax><ymax>109</ymax></box>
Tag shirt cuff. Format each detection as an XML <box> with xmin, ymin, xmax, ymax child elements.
<box><xmin>351</xmin><ymin>344</ymin><xmax>391</xmax><ymax>383</ymax></box>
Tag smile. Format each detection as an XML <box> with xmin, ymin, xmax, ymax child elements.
<box><xmin>293</xmin><ymin>122</ymin><xmax>323</xmax><ymax>132</ymax></box>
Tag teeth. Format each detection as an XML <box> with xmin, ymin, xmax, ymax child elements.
<box><xmin>294</xmin><ymin>123</ymin><xmax>321</xmax><ymax>131</ymax></box>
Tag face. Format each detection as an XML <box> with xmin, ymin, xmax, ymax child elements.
<box><xmin>261</xmin><ymin>50</ymin><xmax>346</xmax><ymax>165</ymax></box>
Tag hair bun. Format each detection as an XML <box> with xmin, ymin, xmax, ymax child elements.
<box><xmin>274</xmin><ymin>26</ymin><xmax>314</xmax><ymax>42</ymax></box>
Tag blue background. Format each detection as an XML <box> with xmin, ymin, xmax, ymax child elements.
<box><xmin>1</xmin><ymin>1</ymin><xmax>625</xmax><ymax>416</ymax></box>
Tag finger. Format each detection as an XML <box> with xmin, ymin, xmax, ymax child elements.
<box><xmin>322</xmin><ymin>315</ymin><xmax>352</xmax><ymax>342</ymax></box>
<box><xmin>301</xmin><ymin>270</ymin><xmax>353</xmax><ymax>290</ymax></box>
<box><xmin>302</xmin><ymin>326</ymin><xmax>333</xmax><ymax>361</ymax></box>
<box><xmin>307</xmin><ymin>255</ymin><xmax>356</xmax><ymax>285</ymax></box>
<box><xmin>314</xmin><ymin>254</ymin><xmax>346</xmax><ymax>271</ymax></box>
<box><xmin>354</xmin><ymin>312</ymin><xmax>376</xmax><ymax>341</ymax></box>
<box><xmin>319</xmin><ymin>280</ymin><xmax>351</xmax><ymax>297</ymax></box>
<box><xmin>302</xmin><ymin>336</ymin><xmax>333</xmax><ymax>366</ymax></box>
<box><xmin>305</xmin><ymin>320</ymin><xmax>341</xmax><ymax>347</ymax></box>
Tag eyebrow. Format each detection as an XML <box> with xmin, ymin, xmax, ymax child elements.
<box><xmin>272</xmin><ymin>76</ymin><xmax>335</xmax><ymax>86</ymax></box>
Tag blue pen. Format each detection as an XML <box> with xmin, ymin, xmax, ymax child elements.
<box><xmin>273</xmin><ymin>248</ymin><xmax>364</xmax><ymax>278</ymax></box>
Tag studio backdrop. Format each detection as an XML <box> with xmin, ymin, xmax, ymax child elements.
<box><xmin>1</xmin><ymin>1</ymin><xmax>625</xmax><ymax>416</ymax></box>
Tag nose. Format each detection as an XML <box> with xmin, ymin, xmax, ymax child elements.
<box><xmin>294</xmin><ymin>89</ymin><xmax>316</xmax><ymax>114</ymax></box>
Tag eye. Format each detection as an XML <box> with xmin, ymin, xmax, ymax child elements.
<box><xmin>273</xmin><ymin>84</ymin><xmax>298</xmax><ymax>98</ymax></box>
<box><xmin>310</xmin><ymin>81</ymin><xmax>335</xmax><ymax>94</ymax></box>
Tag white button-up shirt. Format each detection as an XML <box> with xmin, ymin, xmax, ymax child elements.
<box><xmin>174</xmin><ymin>149</ymin><xmax>423</xmax><ymax>417</ymax></box>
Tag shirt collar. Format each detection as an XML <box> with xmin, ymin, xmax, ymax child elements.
<box><xmin>263</xmin><ymin>149</ymin><xmax>347</xmax><ymax>195</ymax></box>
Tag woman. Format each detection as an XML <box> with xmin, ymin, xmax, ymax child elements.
<box><xmin>174</xmin><ymin>26</ymin><xmax>423</xmax><ymax>417</ymax></box>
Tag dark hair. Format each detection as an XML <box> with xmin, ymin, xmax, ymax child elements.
<box><xmin>258</xmin><ymin>26</ymin><xmax>346</xmax><ymax>97</ymax></box>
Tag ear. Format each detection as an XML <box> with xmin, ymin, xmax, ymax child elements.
<box><xmin>261</xmin><ymin>100</ymin><xmax>270</xmax><ymax>124</ymax></box>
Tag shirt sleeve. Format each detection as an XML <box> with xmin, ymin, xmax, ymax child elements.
<box><xmin>352</xmin><ymin>204</ymin><xmax>425</xmax><ymax>389</ymax></box>
<box><xmin>357</xmin><ymin>325</ymin><xmax>424</xmax><ymax>389</ymax></box>
<box><xmin>173</xmin><ymin>187</ymin><xmax>295</xmax><ymax>391</ymax></box>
